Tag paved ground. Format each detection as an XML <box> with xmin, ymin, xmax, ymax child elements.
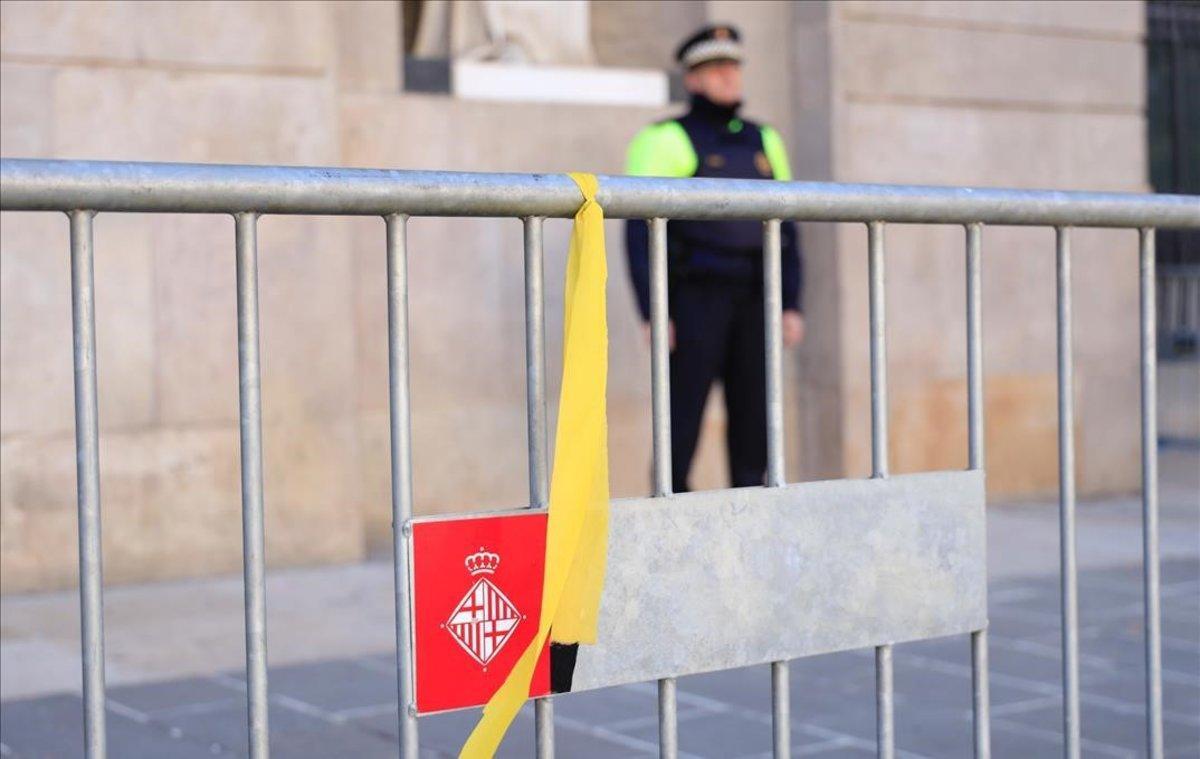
<box><xmin>2</xmin><ymin>559</ymin><xmax>1198</xmax><ymax>758</ymax></box>
<box><xmin>2</xmin><ymin>449</ymin><xmax>1197</xmax><ymax>758</ymax></box>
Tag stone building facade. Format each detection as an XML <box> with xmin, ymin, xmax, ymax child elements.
<box><xmin>0</xmin><ymin>1</ymin><xmax>1149</xmax><ymax>592</ymax></box>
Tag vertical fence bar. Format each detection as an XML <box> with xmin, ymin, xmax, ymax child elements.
<box><xmin>1139</xmin><ymin>228</ymin><xmax>1164</xmax><ymax>759</ymax></box>
<box><xmin>965</xmin><ymin>223</ymin><xmax>991</xmax><ymax>759</ymax></box>
<box><xmin>867</xmin><ymin>221</ymin><xmax>894</xmax><ymax>759</ymax></box>
<box><xmin>764</xmin><ymin>218</ymin><xmax>785</xmax><ymax>489</ymax></box>
<box><xmin>524</xmin><ymin>216</ymin><xmax>555</xmax><ymax>758</ymax></box>
<box><xmin>235</xmin><ymin>212</ymin><xmax>269</xmax><ymax>759</ymax></box>
<box><xmin>1055</xmin><ymin>226</ymin><xmax>1081</xmax><ymax>759</ymax></box>
<box><xmin>649</xmin><ymin>217</ymin><xmax>677</xmax><ymax>758</ymax></box>
<box><xmin>658</xmin><ymin>675</ymin><xmax>678</xmax><ymax>759</ymax></box>
<box><xmin>650</xmin><ymin>217</ymin><xmax>672</xmax><ymax>499</ymax></box>
<box><xmin>771</xmin><ymin>660</ymin><xmax>790</xmax><ymax>759</ymax></box>
<box><xmin>875</xmin><ymin>646</ymin><xmax>894</xmax><ymax>758</ymax></box>
<box><xmin>868</xmin><ymin>222</ymin><xmax>889</xmax><ymax>480</ymax></box>
<box><xmin>387</xmin><ymin>213</ymin><xmax>420</xmax><ymax>759</ymax></box>
<box><xmin>966</xmin><ymin>223</ymin><xmax>985</xmax><ymax>471</ymax></box>
<box><xmin>971</xmin><ymin>632</ymin><xmax>990</xmax><ymax>758</ymax></box>
<box><xmin>763</xmin><ymin>219</ymin><xmax>790</xmax><ymax>758</ymax></box>
<box><xmin>69</xmin><ymin>209</ymin><xmax>107</xmax><ymax>759</ymax></box>
<box><xmin>524</xmin><ymin>216</ymin><xmax>549</xmax><ymax>509</ymax></box>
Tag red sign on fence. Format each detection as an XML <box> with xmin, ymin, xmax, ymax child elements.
<box><xmin>411</xmin><ymin>512</ymin><xmax>551</xmax><ymax>713</ymax></box>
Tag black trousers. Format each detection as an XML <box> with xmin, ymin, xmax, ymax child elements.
<box><xmin>669</xmin><ymin>278</ymin><xmax>767</xmax><ymax>492</ymax></box>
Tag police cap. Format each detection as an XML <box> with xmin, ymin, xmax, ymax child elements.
<box><xmin>675</xmin><ymin>24</ymin><xmax>743</xmax><ymax>70</ymax></box>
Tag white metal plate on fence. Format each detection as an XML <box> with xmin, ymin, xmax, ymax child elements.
<box><xmin>571</xmin><ymin>470</ymin><xmax>986</xmax><ymax>691</ymax></box>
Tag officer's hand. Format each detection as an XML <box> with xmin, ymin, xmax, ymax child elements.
<box><xmin>783</xmin><ymin>310</ymin><xmax>805</xmax><ymax>347</ymax></box>
<box><xmin>641</xmin><ymin>321</ymin><xmax>676</xmax><ymax>351</ymax></box>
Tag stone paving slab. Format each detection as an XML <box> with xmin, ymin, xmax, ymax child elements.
<box><xmin>0</xmin><ymin>694</ymin><xmax>221</xmax><ymax>759</ymax></box>
<box><xmin>3</xmin><ymin>559</ymin><xmax>1197</xmax><ymax>758</ymax></box>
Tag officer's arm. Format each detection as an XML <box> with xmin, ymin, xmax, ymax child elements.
<box><xmin>624</xmin><ymin>122</ymin><xmax>698</xmax><ymax>321</ymax></box>
<box><xmin>762</xmin><ymin>126</ymin><xmax>803</xmax><ymax>313</ymax></box>
<box><xmin>781</xmin><ymin>221</ymin><xmax>803</xmax><ymax>314</ymax></box>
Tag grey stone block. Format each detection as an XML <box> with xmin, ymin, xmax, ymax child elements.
<box><xmin>551</xmin><ymin>684</ymin><xmax>659</xmax><ymax>726</ymax></box>
<box><xmin>893</xmin><ymin>658</ymin><xmax>1038</xmax><ymax>711</ymax></box>
<box><xmin>0</xmin><ymin>694</ymin><xmax>221</xmax><ymax>758</ymax></box>
<box><xmin>110</xmin><ymin>677</ymin><xmax>240</xmax><ymax>716</ymax></box>
<box><xmin>262</xmin><ymin>660</ymin><xmax>396</xmax><ymax>713</ymax></box>
<box><xmin>162</xmin><ymin>699</ymin><xmax>393</xmax><ymax>757</ymax></box>
<box><xmin>623</xmin><ymin>707</ymin><xmax>778</xmax><ymax>758</ymax></box>
<box><xmin>1002</xmin><ymin>701</ymin><xmax>1200</xmax><ymax>755</ymax></box>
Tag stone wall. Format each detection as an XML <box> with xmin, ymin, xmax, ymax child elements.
<box><xmin>0</xmin><ymin>0</ymin><xmax>1149</xmax><ymax>592</ymax></box>
<box><xmin>786</xmin><ymin>0</ymin><xmax>1147</xmax><ymax>495</ymax></box>
<box><xmin>0</xmin><ymin>0</ymin><xmax>694</xmax><ymax>591</ymax></box>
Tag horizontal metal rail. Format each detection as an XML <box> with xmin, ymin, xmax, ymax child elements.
<box><xmin>2</xmin><ymin>158</ymin><xmax>1198</xmax><ymax>227</ymax></box>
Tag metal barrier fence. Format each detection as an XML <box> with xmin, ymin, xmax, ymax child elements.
<box><xmin>1</xmin><ymin>158</ymin><xmax>1198</xmax><ymax>759</ymax></box>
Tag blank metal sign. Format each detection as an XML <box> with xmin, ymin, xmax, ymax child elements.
<box><xmin>570</xmin><ymin>470</ymin><xmax>987</xmax><ymax>692</ymax></box>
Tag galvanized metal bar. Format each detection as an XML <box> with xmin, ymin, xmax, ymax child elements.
<box><xmin>868</xmin><ymin>222</ymin><xmax>889</xmax><ymax>480</ymax></box>
<box><xmin>875</xmin><ymin>645</ymin><xmax>894</xmax><ymax>759</ymax></box>
<box><xmin>69</xmin><ymin>209</ymin><xmax>107</xmax><ymax>759</ymax></box>
<box><xmin>867</xmin><ymin>221</ymin><xmax>894</xmax><ymax>759</ymax></box>
<box><xmin>764</xmin><ymin>219</ymin><xmax>785</xmax><ymax>489</ymax></box>
<box><xmin>386</xmin><ymin>214</ymin><xmax>419</xmax><ymax>758</ymax></box>
<box><xmin>1055</xmin><ymin>226</ymin><xmax>1081</xmax><ymax>759</ymax></box>
<box><xmin>772</xmin><ymin>661</ymin><xmax>790</xmax><ymax>759</ymax></box>
<box><xmin>866</xmin><ymin>221</ymin><xmax>895</xmax><ymax>759</ymax></box>
<box><xmin>1139</xmin><ymin>227</ymin><xmax>1164</xmax><ymax>759</ymax></box>
<box><xmin>966</xmin><ymin>223</ymin><xmax>985</xmax><ymax>472</ymax></box>
<box><xmin>523</xmin><ymin>215</ymin><xmax>555</xmax><ymax>758</ymax></box>
<box><xmin>523</xmin><ymin>216</ymin><xmax>549</xmax><ymax>509</ymax></box>
<box><xmin>971</xmin><ymin>630</ymin><xmax>991</xmax><ymax>759</ymax></box>
<box><xmin>965</xmin><ymin>223</ymin><xmax>991</xmax><ymax>759</ymax></box>
<box><xmin>535</xmin><ymin>700</ymin><xmax>554</xmax><ymax>759</ymax></box>
<box><xmin>650</xmin><ymin>217</ymin><xmax>672</xmax><ymax>497</ymax></box>
<box><xmin>659</xmin><ymin>677</ymin><xmax>678</xmax><ymax>759</ymax></box>
<box><xmin>235</xmin><ymin>212</ymin><xmax>269</xmax><ymax>759</ymax></box>
<box><xmin>648</xmin><ymin>215</ymin><xmax>677</xmax><ymax>757</ymax></box>
<box><xmin>4</xmin><ymin>159</ymin><xmax>1199</xmax><ymax>228</ymax></box>
<box><xmin>763</xmin><ymin>219</ymin><xmax>790</xmax><ymax>757</ymax></box>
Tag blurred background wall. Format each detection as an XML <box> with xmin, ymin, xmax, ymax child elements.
<box><xmin>1</xmin><ymin>0</ymin><xmax>1188</xmax><ymax>593</ymax></box>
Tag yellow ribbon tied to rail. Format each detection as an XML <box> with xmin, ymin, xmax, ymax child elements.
<box><xmin>459</xmin><ymin>173</ymin><xmax>611</xmax><ymax>757</ymax></box>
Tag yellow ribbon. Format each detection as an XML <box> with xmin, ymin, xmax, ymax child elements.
<box><xmin>459</xmin><ymin>173</ymin><xmax>610</xmax><ymax>757</ymax></box>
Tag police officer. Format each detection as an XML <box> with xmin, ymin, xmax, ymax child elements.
<box><xmin>625</xmin><ymin>24</ymin><xmax>804</xmax><ymax>493</ymax></box>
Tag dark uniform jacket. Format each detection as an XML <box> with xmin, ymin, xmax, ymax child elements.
<box><xmin>623</xmin><ymin>94</ymin><xmax>803</xmax><ymax>320</ymax></box>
